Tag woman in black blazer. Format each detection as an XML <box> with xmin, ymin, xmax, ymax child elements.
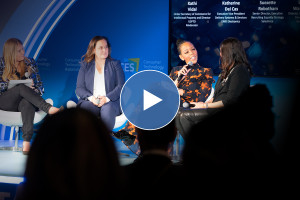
<box><xmin>176</xmin><ymin>37</ymin><xmax>252</xmax><ymax>138</ymax></box>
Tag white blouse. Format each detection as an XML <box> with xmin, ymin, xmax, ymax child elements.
<box><xmin>88</xmin><ymin>65</ymin><xmax>110</xmax><ymax>103</ymax></box>
<box><xmin>93</xmin><ymin>66</ymin><xmax>106</xmax><ymax>97</ymax></box>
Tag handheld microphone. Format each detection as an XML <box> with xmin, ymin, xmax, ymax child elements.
<box><xmin>177</xmin><ymin>61</ymin><xmax>193</xmax><ymax>82</ymax></box>
<box><xmin>187</xmin><ymin>61</ymin><xmax>193</xmax><ymax>68</ymax></box>
<box><xmin>24</xmin><ymin>65</ymin><xmax>43</xmax><ymax>94</ymax></box>
<box><xmin>25</xmin><ymin>66</ymin><xmax>36</xmax><ymax>78</ymax></box>
<box><xmin>24</xmin><ymin>72</ymin><xmax>30</xmax><ymax>78</ymax></box>
<box><xmin>182</xmin><ymin>102</ymin><xmax>195</xmax><ymax>108</ymax></box>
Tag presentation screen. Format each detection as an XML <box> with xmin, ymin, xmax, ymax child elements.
<box><xmin>170</xmin><ymin>0</ymin><xmax>300</xmax><ymax>77</ymax></box>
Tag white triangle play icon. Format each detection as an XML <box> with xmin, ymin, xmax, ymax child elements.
<box><xmin>143</xmin><ymin>90</ymin><xmax>162</xmax><ymax>111</ymax></box>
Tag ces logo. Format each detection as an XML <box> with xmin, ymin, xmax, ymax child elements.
<box><xmin>121</xmin><ymin>58</ymin><xmax>140</xmax><ymax>72</ymax></box>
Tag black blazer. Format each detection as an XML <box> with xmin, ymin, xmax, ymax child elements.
<box><xmin>213</xmin><ymin>63</ymin><xmax>251</xmax><ymax>107</ymax></box>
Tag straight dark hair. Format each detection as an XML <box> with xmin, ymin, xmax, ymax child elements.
<box><xmin>219</xmin><ymin>37</ymin><xmax>252</xmax><ymax>79</ymax></box>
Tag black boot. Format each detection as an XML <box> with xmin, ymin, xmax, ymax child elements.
<box><xmin>111</xmin><ymin>130</ymin><xmax>136</xmax><ymax>146</ymax></box>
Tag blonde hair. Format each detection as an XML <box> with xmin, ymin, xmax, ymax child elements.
<box><xmin>81</xmin><ymin>36</ymin><xmax>111</xmax><ymax>63</ymax></box>
<box><xmin>2</xmin><ymin>38</ymin><xmax>27</xmax><ymax>81</ymax></box>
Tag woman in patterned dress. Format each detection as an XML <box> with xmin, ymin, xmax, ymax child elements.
<box><xmin>170</xmin><ymin>39</ymin><xmax>215</xmax><ymax>106</ymax></box>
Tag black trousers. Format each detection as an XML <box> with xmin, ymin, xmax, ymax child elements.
<box><xmin>175</xmin><ymin>107</ymin><xmax>220</xmax><ymax>140</ymax></box>
<box><xmin>0</xmin><ymin>84</ymin><xmax>52</xmax><ymax>141</ymax></box>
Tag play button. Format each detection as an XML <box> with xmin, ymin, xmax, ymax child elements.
<box><xmin>120</xmin><ymin>70</ymin><xmax>180</xmax><ymax>130</ymax></box>
<box><xmin>143</xmin><ymin>90</ymin><xmax>162</xmax><ymax>111</ymax></box>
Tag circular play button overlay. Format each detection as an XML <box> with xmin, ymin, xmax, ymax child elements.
<box><xmin>120</xmin><ymin>70</ymin><xmax>180</xmax><ymax>130</ymax></box>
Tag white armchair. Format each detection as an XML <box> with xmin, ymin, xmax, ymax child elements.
<box><xmin>0</xmin><ymin>98</ymin><xmax>53</xmax><ymax>151</ymax></box>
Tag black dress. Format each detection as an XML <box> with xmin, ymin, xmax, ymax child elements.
<box><xmin>213</xmin><ymin>63</ymin><xmax>251</xmax><ymax>106</ymax></box>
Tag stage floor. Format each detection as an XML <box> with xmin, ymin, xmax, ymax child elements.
<box><xmin>0</xmin><ymin>138</ymin><xmax>139</xmax><ymax>184</ymax></box>
<box><xmin>0</xmin><ymin>137</ymin><xmax>142</xmax><ymax>200</ymax></box>
<box><xmin>0</xmin><ymin>136</ymin><xmax>184</xmax><ymax>183</ymax></box>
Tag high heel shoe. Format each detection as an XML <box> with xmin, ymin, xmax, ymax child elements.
<box><xmin>59</xmin><ymin>105</ymin><xmax>64</xmax><ymax>111</ymax></box>
<box><xmin>22</xmin><ymin>141</ymin><xmax>30</xmax><ymax>155</ymax></box>
<box><xmin>48</xmin><ymin>106</ymin><xmax>64</xmax><ymax>115</ymax></box>
<box><xmin>111</xmin><ymin>130</ymin><xmax>136</xmax><ymax>146</ymax></box>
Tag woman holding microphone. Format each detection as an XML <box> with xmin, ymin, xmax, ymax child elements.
<box><xmin>170</xmin><ymin>39</ymin><xmax>214</xmax><ymax>106</ymax></box>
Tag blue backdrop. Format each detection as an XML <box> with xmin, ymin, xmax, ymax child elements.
<box><xmin>35</xmin><ymin>0</ymin><xmax>169</xmax><ymax>107</ymax></box>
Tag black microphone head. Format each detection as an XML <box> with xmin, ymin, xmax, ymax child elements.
<box><xmin>189</xmin><ymin>103</ymin><xmax>195</xmax><ymax>108</ymax></box>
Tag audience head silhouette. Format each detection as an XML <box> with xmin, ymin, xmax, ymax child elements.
<box><xmin>242</xmin><ymin>84</ymin><xmax>275</xmax><ymax>141</ymax></box>
<box><xmin>20</xmin><ymin>108</ymin><xmax>126</xmax><ymax>200</ymax></box>
<box><xmin>136</xmin><ymin>120</ymin><xmax>177</xmax><ymax>153</ymax></box>
<box><xmin>181</xmin><ymin>84</ymin><xmax>280</xmax><ymax>196</ymax></box>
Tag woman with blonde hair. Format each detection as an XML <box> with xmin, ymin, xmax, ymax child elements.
<box><xmin>0</xmin><ymin>38</ymin><xmax>61</xmax><ymax>154</ymax></box>
<box><xmin>76</xmin><ymin>36</ymin><xmax>125</xmax><ymax>131</ymax></box>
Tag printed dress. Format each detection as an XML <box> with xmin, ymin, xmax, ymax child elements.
<box><xmin>169</xmin><ymin>63</ymin><xmax>215</xmax><ymax>104</ymax></box>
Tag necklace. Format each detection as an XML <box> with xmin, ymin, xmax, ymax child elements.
<box><xmin>221</xmin><ymin>67</ymin><xmax>235</xmax><ymax>86</ymax></box>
